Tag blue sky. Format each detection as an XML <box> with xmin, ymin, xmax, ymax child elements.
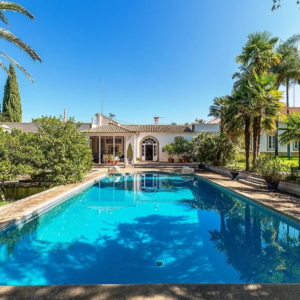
<box><xmin>1</xmin><ymin>0</ymin><xmax>300</xmax><ymax>124</ymax></box>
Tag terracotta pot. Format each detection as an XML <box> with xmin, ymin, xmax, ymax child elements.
<box><xmin>184</xmin><ymin>159</ymin><xmax>189</xmax><ymax>163</ymax></box>
<box><xmin>178</xmin><ymin>159</ymin><xmax>183</xmax><ymax>163</ymax></box>
<box><xmin>168</xmin><ymin>158</ymin><xmax>171</xmax><ymax>163</ymax></box>
<box><xmin>170</xmin><ymin>158</ymin><xmax>174</xmax><ymax>163</ymax></box>
<box><xmin>109</xmin><ymin>160</ymin><xmax>113</xmax><ymax>164</ymax></box>
<box><xmin>115</xmin><ymin>161</ymin><xmax>119</xmax><ymax>165</ymax></box>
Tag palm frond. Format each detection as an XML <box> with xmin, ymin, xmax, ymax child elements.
<box><xmin>0</xmin><ymin>28</ymin><xmax>41</xmax><ymax>62</ymax></box>
<box><xmin>0</xmin><ymin>58</ymin><xmax>9</xmax><ymax>75</ymax></box>
<box><xmin>0</xmin><ymin>52</ymin><xmax>33</xmax><ymax>83</ymax></box>
<box><xmin>0</xmin><ymin>11</ymin><xmax>8</xmax><ymax>25</ymax></box>
<box><xmin>0</xmin><ymin>1</ymin><xmax>35</xmax><ymax>20</ymax></box>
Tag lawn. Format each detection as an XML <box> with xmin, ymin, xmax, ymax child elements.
<box><xmin>277</xmin><ymin>156</ymin><xmax>299</xmax><ymax>167</ymax></box>
<box><xmin>0</xmin><ymin>200</ymin><xmax>14</xmax><ymax>207</ymax></box>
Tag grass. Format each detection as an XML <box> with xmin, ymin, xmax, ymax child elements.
<box><xmin>0</xmin><ymin>200</ymin><xmax>14</xmax><ymax>207</ymax></box>
<box><xmin>277</xmin><ymin>156</ymin><xmax>298</xmax><ymax>167</ymax></box>
<box><xmin>229</xmin><ymin>155</ymin><xmax>299</xmax><ymax>170</ymax></box>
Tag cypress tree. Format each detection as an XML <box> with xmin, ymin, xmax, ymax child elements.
<box><xmin>3</xmin><ymin>64</ymin><xmax>22</xmax><ymax>122</ymax></box>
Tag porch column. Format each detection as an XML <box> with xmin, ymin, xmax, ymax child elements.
<box><xmin>124</xmin><ymin>136</ymin><xmax>127</xmax><ymax>166</ymax></box>
<box><xmin>113</xmin><ymin>135</ymin><xmax>115</xmax><ymax>165</ymax></box>
<box><xmin>98</xmin><ymin>136</ymin><xmax>101</xmax><ymax>164</ymax></box>
<box><xmin>133</xmin><ymin>135</ymin><xmax>137</xmax><ymax>164</ymax></box>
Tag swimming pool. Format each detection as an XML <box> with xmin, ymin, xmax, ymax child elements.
<box><xmin>0</xmin><ymin>172</ymin><xmax>300</xmax><ymax>285</ymax></box>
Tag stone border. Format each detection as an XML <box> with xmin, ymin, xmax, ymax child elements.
<box><xmin>0</xmin><ymin>283</ymin><xmax>300</xmax><ymax>299</ymax></box>
<box><xmin>0</xmin><ymin>173</ymin><xmax>107</xmax><ymax>234</ymax></box>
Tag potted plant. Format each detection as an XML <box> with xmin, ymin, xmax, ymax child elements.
<box><xmin>114</xmin><ymin>152</ymin><xmax>121</xmax><ymax>165</ymax></box>
<box><xmin>127</xmin><ymin>143</ymin><xmax>133</xmax><ymax>164</ymax></box>
<box><xmin>162</xmin><ymin>144</ymin><xmax>175</xmax><ymax>163</ymax></box>
<box><xmin>256</xmin><ymin>156</ymin><xmax>289</xmax><ymax>190</ymax></box>
<box><xmin>174</xmin><ymin>139</ymin><xmax>185</xmax><ymax>163</ymax></box>
<box><xmin>106</xmin><ymin>154</ymin><xmax>114</xmax><ymax>164</ymax></box>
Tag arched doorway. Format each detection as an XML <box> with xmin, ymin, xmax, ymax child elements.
<box><xmin>141</xmin><ymin>137</ymin><xmax>158</xmax><ymax>161</ymax></box>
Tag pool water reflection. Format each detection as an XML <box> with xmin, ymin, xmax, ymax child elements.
<box><xmin>0</xmin><ymin>173</ymin><xmax>300</xmax><ymax>285</ymax></box>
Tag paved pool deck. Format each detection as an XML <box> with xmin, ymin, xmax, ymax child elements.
<box><xmin>1</xmin><ymin>167</ymin><xmax>300</xmax><ymax>299</ymax></box>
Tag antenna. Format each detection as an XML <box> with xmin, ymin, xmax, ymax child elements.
<box><xmin>102</xmin><ymin>76</ymin><xmax>104</xmax><ymax>114</ymax></box>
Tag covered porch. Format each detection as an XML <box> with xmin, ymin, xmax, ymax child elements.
<box><xmin>88</xmin><ymin>133</ymin><xmax>137</xmax><ymax>166</ymax></box>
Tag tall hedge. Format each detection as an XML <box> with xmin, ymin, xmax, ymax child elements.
<box><xmin>3</xmin><ymin>64</ymin><xmax>22</xmax><ymax>122</ymax></box>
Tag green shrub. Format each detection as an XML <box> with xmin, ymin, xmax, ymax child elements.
<box><xmin>127</xmin><ymin>143</ymin><xmax>133</xmax><ymax>158</ymax></box>
<box><xmin>256</xmin><ymin>156</ymin><xmax>290</xmax><ymax>187</ymax></box>
<box><xmin>162</xmin><ymin>143</ymin><xmax>175</xmax><ymax>158</ymax></box>
<box><xmin>193</xmin><ymin>133</ymin><xmax>238</xmax><ymax>166</ymax></box>
<box><xmin>32</xmin><ymin>116</ymin><xmax>93</xmax><ymax>185</ymax></box>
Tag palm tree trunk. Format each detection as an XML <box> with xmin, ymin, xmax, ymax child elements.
<box><xmin>252</xmin><ymin>116</ymin><xmax>259</xmax><ymax>168</ymax></box>
<box><xmin>287</xmin><ymin>79</ymin><xmax>291</xmax><ymax>157</ymax></box>
<box><xmin>256</xmin><ymin>114</ymin><xmax>262</xmax><ymax>159</ymax></box>
<box><xmin>275</xmin><ymin>121</ymin><xmax>279</xmax><ymax>157</ymax></box>
<box><xmin>245</xmin><ymin>115</ymin><xmax>251</xmax><ymax>171</ymax></box>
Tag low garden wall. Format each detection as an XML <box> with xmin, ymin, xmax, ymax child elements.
<box><xmin>278</xmin><ymin>180</ymin><xmax>300</xmax><ymax>197</ymax></box>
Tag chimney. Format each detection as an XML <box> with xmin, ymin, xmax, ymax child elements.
<box><xmin>63</xmin><ymin>108</ymin><xmax>67</xmax><ymax>123</ymax></box>
<box><xmin>195</xmin><ymin>118</ymin><xmax>198</xmax><ymax>123</ymax></box>
<box><xmin>154</xmin><ymin>116</ymin><xmax>159</xmax><ymax>125</ymax></box>
<box><xmin>91</xmin><ymin>117</ymin><xmax>94</xmax><ymax>125</ymax></box>
<box><xmin>95</xmin><ymin>113</ymin><xmax>102</xmax><ymax>126</ymax></box>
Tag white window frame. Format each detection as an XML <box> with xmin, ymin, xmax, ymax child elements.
<box><xmin>294</xmin><ymin>141</ymin><xmax>299</xmax><ymax>150</ymax></box>
<box><xmin>268</xmin><ymin>135</ymin><xmax>276</xmax><ymax>150</ymax></box>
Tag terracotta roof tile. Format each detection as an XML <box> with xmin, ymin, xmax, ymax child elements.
<box><xmin>87</xmin><ymin>123</ymin><xmax>135</xmax><ymax>133</ymax></box>
<box><xmin>123</xmin><ymin>125</ymin><xmax>192</xmax><ymax>133</ymax></box>
<box><xmin>87</xmin><ymin>124</ymin><xmax>193</xmax><ymax>133</ymax></box>
<box><xmin>281</xmin><ymin>107</ymin><xmax>300</xmax><ymax>115</ymax></box>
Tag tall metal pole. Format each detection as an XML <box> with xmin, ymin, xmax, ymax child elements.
<box><xmin>102</xmin><ymin>76</ymin><xmax>104</xmax><ymax>114</ymax></box>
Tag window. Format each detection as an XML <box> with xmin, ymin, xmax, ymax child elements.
<box><xmin>295</xmin><ymin>141</ymin><xmax>299</xmax><ymax>150</ymax></box>
<box><xmin>142</xmin><ymin>138</ymin><xmax>157</xmax><ymax>145</ymax></box>
<box><xmin>110</xmin><ymin>146</ymin><xmax>118</xmax><ymax>154</ymax></box>
<box><xmin>106</xmin><ymin>139</ymin><xmax>122</xmax><ymax>144</ymax></box>
<box><xmin>174</xmin><ymin>136</ymin><xmax>184</xmax><ymax>142</ymax></box>
<box><xmin>268</xmin><ymin>135</ymin><xmax>275</xmax><ymax>150</ymax></box>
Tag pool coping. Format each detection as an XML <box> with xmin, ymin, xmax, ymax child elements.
<box><xmin>1</xmin><ymin>283</ymin><xmax>300</xmax><ymax>299</ymax></box>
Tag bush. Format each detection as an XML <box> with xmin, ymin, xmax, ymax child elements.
<box><xmin>32</xmin><ymin>116</ymin><xmax>93</xmax><ymax>185</ymax></box>
<box><xmin>127</xmin><ymin>143</ymin><xmax>133</xmax><ymax>158</ymax></box>
<box><xmin>256</xmin><ymin>156</ymin><xmax>290</xmax><ymax>187</ymax></box>
<box><xmin>193</xmin><ymin>133</ymin><xmax>238</xmax><ymax>166</ymax></box>
<box><xmin>162</xmin><ymin>143</ymin><xmax>175</xmax><ymax>158</ymax></box>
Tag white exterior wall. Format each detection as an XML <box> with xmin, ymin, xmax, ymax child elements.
<box><xmin>260</xmin><ymin>122</ymin><xmax>298</xmax><ymax>155</ymax></box>
<box><xmin>136</xmin><ymin>133</ymin><xmax>195</xmax><ymax>162</ymax></box>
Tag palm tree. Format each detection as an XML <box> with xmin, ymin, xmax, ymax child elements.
<box><xmin>236</xmin><ymin>31</ymin><xmax>281</xmax><ymax>165</ymax></box>
<box><xmin>0</xmin><ymin>1</ymin><xmax>41</xmax><ymax>82</ymax></box>
<box><xmin>273</xmin><ymin>35</ymin><xmax>300</xmax><ymax>157</ymax></box>
<box><xmin>208</xmin><ymin>96</ymin><xmax>228</xmax><ymax>133</ymax></box>
<box><xmin>279</xmin><ymin>113</ymin><xmax>300</xmax><ymax>167</ymax></box>
<box><xmin>227</xmin><ymin>83</ymin><xmax>254</xmax><ymax>171</ymax></box>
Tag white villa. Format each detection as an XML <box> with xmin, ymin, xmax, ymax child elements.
<box><xmin>1</xmin><ymin>107</ymin><xmax>299</xmax><ymax>164</ymax></box>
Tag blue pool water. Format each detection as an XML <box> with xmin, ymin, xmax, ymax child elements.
<box><xmin>1</xmin><ymin>172</ymin><xmax>300</xmax><ymax>285</ymax></box>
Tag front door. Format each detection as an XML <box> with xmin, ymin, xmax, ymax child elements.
<box><xmin>146</xmin><ymin>145</ymin><xmax>153</xmax><ymax>161</ymax></box>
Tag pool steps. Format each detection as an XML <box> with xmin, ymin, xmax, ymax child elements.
<box><xmin>238</xmin><ymin>175</ymin><xmax>267</xmax><ymax>189</ymax></box>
